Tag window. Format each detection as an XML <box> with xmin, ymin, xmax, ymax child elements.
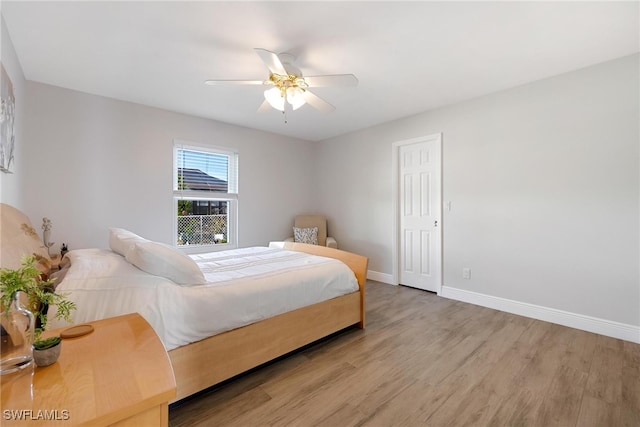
<box><xmin>174</xmin><ymin>142</ymin><xmax>238</xmax><ymax>250</ymax></box>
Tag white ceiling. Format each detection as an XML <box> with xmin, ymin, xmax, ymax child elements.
<box><xmin>3</xmin><ymin>1</ymin><xmax>638</xmax><ymax>142</ymax></box>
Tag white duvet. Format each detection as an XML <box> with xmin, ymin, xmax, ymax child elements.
<box><xmin>49</xmin><ymin>246</ymin><xmax>359</xmax><ymax>350</ymax></box>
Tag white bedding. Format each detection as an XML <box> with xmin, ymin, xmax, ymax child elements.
<box><xmin>49</xmin><ymin>246</ymin><xmax>359</xmax><ymax>351</ymax></box>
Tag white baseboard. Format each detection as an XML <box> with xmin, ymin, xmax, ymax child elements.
<box><xmin>367</xmin><ymin>270</ymin><xmax>395</xmax><ymax>285</ymax></box>
<box><xmin>440</xmin><ymin>286</ymin><xmax>640</xmax><ymax>344</ymax></box>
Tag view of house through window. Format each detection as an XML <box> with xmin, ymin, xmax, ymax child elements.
<box><xmin>174</xmin><ymin>143</ymin><xmax>238</xmax><ymax>248</ymax></box>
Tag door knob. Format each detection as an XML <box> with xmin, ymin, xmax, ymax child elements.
<box><xmin>434</xmin><ymin>220</ymin><xmax>438</xmax><ymax>227</ymax></box>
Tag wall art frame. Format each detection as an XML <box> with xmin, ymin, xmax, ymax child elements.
<box><xmin>1</xmin><ymin>62</ymin><xmax>16</xmax><ymax>173</ymax></box>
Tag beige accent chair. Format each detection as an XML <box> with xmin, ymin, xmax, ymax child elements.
<box><xmin>285</xmin><ymin>214</ymin><xmax>338</xmax><ymax>249</ymax></box>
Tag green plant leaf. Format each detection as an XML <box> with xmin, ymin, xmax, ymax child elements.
<box><xmin>1</xmin><ymin>255</ymin><xmax>76</xmax><ymax>341</ymax></box>
<box><xmin>33</xmin><ymin>336</ymin><xmax>61</xmax><ymax>350</ymax></box>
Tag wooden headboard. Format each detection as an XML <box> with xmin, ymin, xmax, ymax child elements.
<box><xmin>0</xmin><ymin>203</ymin><xmax>51</xmax><ymax>273</ymax></box>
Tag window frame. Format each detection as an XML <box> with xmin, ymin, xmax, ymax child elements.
<box><xmin>173</xmin><ymin>140</ymin><xmax>238</xmax><ymax>253</ymax></box>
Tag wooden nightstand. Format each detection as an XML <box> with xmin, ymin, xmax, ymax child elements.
<box><xmin>1</xmin><ymin>313</ymin><xmax>176</xmax><ymax>426</ymax></box>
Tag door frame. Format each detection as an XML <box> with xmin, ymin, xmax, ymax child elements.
<box><xmin>391</xmin><ymin>133</ymin><xmax>443</xmax><ymax>294</ymax></box>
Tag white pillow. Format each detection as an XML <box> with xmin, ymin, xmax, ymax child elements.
<box><xmin>125</xmin><ymin>241</ymin><xmax>206</xmax><ymax>285</ymax></box>
<box><xmin>109</xmin><ymin>228</ymin><xmax>148</xmax><ymax>257</ymax></box>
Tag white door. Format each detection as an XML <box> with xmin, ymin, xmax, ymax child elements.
<box><xmin>398</xmin><ymin>136</ymin><xmax>441</xmax><ymax>292</ymax></box>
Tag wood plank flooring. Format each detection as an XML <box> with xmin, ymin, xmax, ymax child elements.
<box><xmin>169</xmin><ymin>281</ymin><xmax>640</xmax><ymax>427</ymax></box>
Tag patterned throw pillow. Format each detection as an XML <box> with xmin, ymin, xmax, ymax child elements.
<box><xmin>293</xmin><ymin>227</ymin><xmax>318</xmax><ymax>245</ymax></box>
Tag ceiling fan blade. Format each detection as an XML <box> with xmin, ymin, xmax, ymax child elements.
<box><xmin>302</xmin><ymin>90</ymin><xmax>335</xmax><ymax>113</ymax></box>
<box><xmin>304</xmin><ymin>74</ymin><xmax>359</xmax><ymax>87</ymax></box>
<box><xmin>257</xmin><ymin>99</ymin><xmax>273</xmax><ymax>112</ymax></box>
<box><xmin>254</xmin><ymin>48</ymin><xmax>288</xmax><ymax>76</ymax></box>
<box><xmin>204</xmin><ymin>80</ymin><xmax>264</xmax><ymax>86</ymax></box>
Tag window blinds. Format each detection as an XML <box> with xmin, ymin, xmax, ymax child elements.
<box><xmin>175</xmin><ymin>145</ymin><xmax>238</xmax><ymax>194</ymax></box>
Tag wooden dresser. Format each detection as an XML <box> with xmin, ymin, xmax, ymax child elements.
<box><xmin>1</xmin><ymin>313</ymin><xmax>176</xmax><ymax>426</ymax></box>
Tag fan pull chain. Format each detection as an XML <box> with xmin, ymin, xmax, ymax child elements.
<box><xmin>282</xmin><ymin>109</ymin><xmax>288</xmax><ymax>124</ymax></box>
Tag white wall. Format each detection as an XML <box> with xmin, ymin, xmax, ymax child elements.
<box><xmin>0</xmin><ymin>17</ymin><xmax>26</xmax><ymax>208</ymax></box>
<box><xmin>6</xmin><ymin>14</ymin><xmax>638</xmax><ymax>337</ymax></box>
<box><xmin>21</xmin><ymin>82</ymin><xmax>315</xmax><ymax>250</ymax></box>
<box><xmin>314</xmin><ymin>54</ymin><xmax>639</xmax><ymax>329</ymax></box>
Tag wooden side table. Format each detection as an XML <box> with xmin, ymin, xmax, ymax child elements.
<box><xmin>1</xmin><ymin>313</ymin><xmax>176</xmax><ymax>426</ymax></box>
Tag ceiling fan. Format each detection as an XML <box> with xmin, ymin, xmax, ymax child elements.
<box><xmin>205</xmin><ymin>48</ymin><xmax>358</xmax><ymax>114</ymax></box>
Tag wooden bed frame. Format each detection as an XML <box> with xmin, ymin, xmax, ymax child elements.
<box><xmin>168</xmin><ymin>241</ymin><xmax>368</xmax><ymax>402</ymax></box>
<box><xmin>0</xmin><ymin>205</ymin><xmax>367</xmax><ymax>404</ymax></box>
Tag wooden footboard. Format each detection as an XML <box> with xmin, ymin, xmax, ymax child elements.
<box><xmin>168</xmin><ymin>243</ymin><xmax>368</xmax><ymax>403</ymax></box>
<box><xmin>271</xmin><ymin>241</ymin><xmax>367</xmax><ymax>327</ymax></box>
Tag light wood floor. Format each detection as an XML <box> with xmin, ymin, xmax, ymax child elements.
<box><xmin>169</xmin><ymin>281</ymin><xmax>640</xmax><ymax>427</ymax></box>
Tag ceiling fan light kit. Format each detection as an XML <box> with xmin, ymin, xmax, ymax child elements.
<box><xmin>205</xmin><ymin>48</ymin><xmax>358</xmax><ymax>116</ymax></box>
<box><xmin>264</xmin><ymin>87</ymin><xmax>285</xmax><ymax>111</ymax></box>
<box><xmin>286</xmin><ymin>87</ymin><xmax>306</xmax><ymax>110</ymax></box>
<box><xmin>263</xmin><ymin>73</ymin><xmax>308</xmax><ymax>111</ymax></box>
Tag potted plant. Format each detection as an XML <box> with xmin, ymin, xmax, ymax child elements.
<box><xmin>0</xmin><ymin>255</ymin><xmax>76</xmax><ymax>368</ymax></box>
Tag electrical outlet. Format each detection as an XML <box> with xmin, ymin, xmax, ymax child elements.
<box><xmin>462</xmin><ymin>268</ymin><xmax>471</xmax><ymax>279</ymax></box>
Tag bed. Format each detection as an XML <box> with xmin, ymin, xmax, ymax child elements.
<box><xmin>167</xmin><ymin>241</ymin><xmax>366</xmax><ymax>401</ymax></box>
<box><xmin>0</xmin><ymin>205</ymin><xmax>367</xmax><ymax>402</ymax></box>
